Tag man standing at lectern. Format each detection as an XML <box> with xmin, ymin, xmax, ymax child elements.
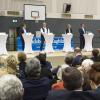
<box><xmin>17</xmin><ymin>23</ymin><xmax>27</xmax><ymax>50</ymax></box>
<box><xmin>79</xmin><ymin>23</ymin><xmax>86</xmax><ymax>50</ymax></box>
<box><xmin>40</xmin><ymin>22</ymin><xmax>50</xmax><ymax>51</ymax></box>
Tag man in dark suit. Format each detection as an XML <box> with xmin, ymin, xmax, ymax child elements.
<box><xmin>79</xmin><ymin>23</ymin><xmax>86</xmax><ymax>49</ymax></box>
<box><xmin>46</xmin><ymin>67</ymin><xmax>100</xmax><ymax>100</ymax></box>
<box><xmin>40</xmin><ymin>22</ymin><xmax>50</xmax><ymax>51</ymax></box>
<box><xmin>17</xmin><ymin>23</ymin><xmax>27</xmax><ymax>50</ymax></box>
<box><xmin>65</xmin><ymin>24</ymin><xmax>73</xmax><ymax>34</ymax></box>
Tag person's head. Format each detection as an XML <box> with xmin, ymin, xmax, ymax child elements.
<box><xmin>88</xmin><ymin>62</ymin><xmax>100</xmax><ymax>86</ymax></box>
<box><xmin>92</xmin><ymin>49</ymin><xmax>99</xmax><ymax>57</ymax></box>
<box><xmin>25</xmin><ymin>58</ymin><xmax>41</xmax><ymax>79</ymax></box>
<box><xmin>18</xmin><ymin>52</ymin><xmax>27</xmax><ymax>62</ymax></box>
<box><xmin>74</xmin><ymin>47</ymin><xmax>81</xmax><ymax>55</ymax></box>
<box><xmin>0</xmin><ymin>74</ymin><xmax>23</xmax><ymax>100</ymax></box>
<box><xmin>62</xmin><ymin>67</ymin><xmax>83</xmax><ymax>90</ymax></box>
<box><xmin>64</xmin><ymin>56</ymin><xmax>73</xmax><ymax>65</ymax></box>
<box><xmin>0</xmin><ymin>57</ymin><xmax>6</xmax><ymax>68</ymax></box>
<box><xmin>81</xmin><ymin>59</ymin><xmax>94</xmax><ymax>72</ymax></box>
<box><xmin>6</xmin><ymin>55</ymin><xmax>17</xmax><ymax>70</ymax></box>
<box><xmin>43</xmin><ymin>22</ymin><xmax>47</xmax><ymax>28</ymax></box>
<box><xmin>38</xmin><ymin>52</ymin><xmax>47</xmax><ymax>62</ymax></box>
<box><xmin>67</xmin><ymin>24</ymin><xmax>71</xmax><ymax>28</ymax></box>
<box><xmin>81</xmin><ymin>23</ymin><xmax>85</xmax><ymax>28</ymax></box>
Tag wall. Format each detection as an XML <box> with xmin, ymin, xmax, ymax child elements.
<box><xmin>0</xmin><ymin>16</ymin><xmax>100</xmax><ymax>51</ymax></box>
<box><xmin>0</xmin><ymin>0</ymin><xmax>100</xmax><ymax>19</ymax></box>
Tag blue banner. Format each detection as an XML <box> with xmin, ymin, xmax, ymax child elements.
<box><xmin>16</xmin><ymin>37</ymin><xmax>74</xmax><ymax>51</ymax></box>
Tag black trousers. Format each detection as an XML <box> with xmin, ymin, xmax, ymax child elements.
<box><xmin>80</xmin><ymin>36</ymin><xmax>85</xmax><ymax>49</ymax></box>
<box><xmin>40</xmin><ymin>34</ymin><xmax>45</xmax><ymax>51</ymax></box>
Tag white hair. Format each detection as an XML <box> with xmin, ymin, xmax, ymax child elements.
<box><xmin>25</xmin><ymin>58</ymin><xmax>41</xmax><ymax>78</ymax></box>
<box><xmin>0</xmin><ymin>74</ymin><xmax>23</xmax><ymax>100</ymax></box>
<box><xmin>81</xmin><ymin>59</ymin><xmax>94</xmax><ymax>72</ymax></box>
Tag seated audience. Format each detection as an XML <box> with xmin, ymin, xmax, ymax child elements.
<box><xmin>18</xmin><ymin>52</ymin><xmax>27</xmax><ymax>78</ymax></box>
<box><xmin>72</xmin><ymin>47</ymin><xmax>82</xmax><ymax>67</ymax></box>
<box><xmin>46</xmin><ymin>67</ymin><xmax>100</xmax><ymax>100</ymax></box>
<box><xmin>21</xmin><ymin>58</ymin><xmax>51</xmax><ymax>100</ymax></box>
<box><xmin>90</xmin><ymin>49</ymin><xmax>100</xmax><ymax>62</ymax></box>
<box><xmin>0</xmin><ymin>74</ymin><xmax>23</xmax><ymax>100</ymax></box>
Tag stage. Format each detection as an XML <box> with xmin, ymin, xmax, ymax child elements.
<box><xmin>1</xmin><ymin>50</ymin><xmax>93</xmax><ymax>68</ymax></box>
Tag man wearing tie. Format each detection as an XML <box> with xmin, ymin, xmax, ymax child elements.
<box><xmin>79</xmin><ymin>23</ymin><xmax>86</xmax><ymax>49</ymax></box>
<box><xmin>40</xmin><ymin>22</ymin><xmax>50</xmax><ymax>51</ymax></box>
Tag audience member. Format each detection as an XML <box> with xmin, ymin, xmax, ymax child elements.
<box><xmin>88</xmin><ymin>62</ymin><xmax>100</xmax><ymax>90</ymax></box>
<box><xmin>72</xmin><ymin>47</ymin><xmax>82</xmax><ymax>67</ymax></box>
<box><xmin>46</xmin><ymin>67</ymin><xmax>100</xmax><ymax>100</ymax></box>
<box><xmin>0</xmin><ymin>74</ymin><xmax>23</xmax><ymax>100</ymax></box>
<box><xmin>0</xmin><ymin>55</ymin><xmax>18</xmax><ymax>76</ymax></box>
<box><xmin>21</xmin><ymin>58</ymin><xmax>51</xmax><ymax>100</ymax></box>
<box><xmin>6</xmin><ymin>55</ymin><xmax>18</xmax><ymax>75</ymax></box>
<box><xmin>18</xmin><ymin>52</ymin><xmax>27</xmax><ymax>78</ymax></box>
<box><xmin>57</xmin><ymin>56</ymin><xmax>73</xmax><ymax>80</ymax></box>
<box><xmin>37</xmin><ymin>52</ymin><xmax>53</xmax><ymax>79</ymax></box>
<box><xmin>91</xmin><ymin>49</ymin><xmax>100</xmax><ymax>62</ymax></box>
<box><xmin>78</xmin><ymin>59</ymin><xmax>94</xmax><ymax>72</ymax></box>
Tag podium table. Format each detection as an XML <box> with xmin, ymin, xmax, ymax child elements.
<box><xmin>22</xmin><ymin>33</ymin><xmax>34</xmax><ymax>53</ymax></box>
<box><xmin>0</xmin><ymin>33</ymin><xmax>8</xmax><ymax>55</ymax></box>
<box><xmin>43</xmin><ymin>33</ymin><xmax>54</xmax><ymax>52</ymax></box>
<box><xmin>62</xmin><ymin>33</ymin><xmax>73</xmax><ymax>52</ymax></box>
<box><xmin>83</xmin><ymin>33</ymin><xmax>94</xmax><ymax>51</ymax></box>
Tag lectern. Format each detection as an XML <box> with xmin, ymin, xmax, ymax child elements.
<box><xmin>0</xmin><ymin>33</ymin><xmax>8</xmax><ymax>55</ymax></box>
<box><xmin>22</xmin><ymin>33</ymin><xmax>34</xmax><ymax>53</ymax></box>
<box><xmin>43</xmin><ymin>33</ymin><xmax>54</xmax><ymax>52</ymax></box>
<box><xmin>83</xmin><ymin>33</ymin><xmax>94</xmax><ymax>51</ymax></box>
<box><xmin>62</xmin><ymin>33</ymin><xmax>73</xmax><ymax>52</ymax></box>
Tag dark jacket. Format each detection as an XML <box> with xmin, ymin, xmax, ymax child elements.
<box><xmin>21</xmin><ymin>77</ymin><xmax>51</xmax><ymax>100</ymax></box>
<box><xmin>79</xmin><ymin>28</ymin><xmax>86</xmax><ymax>36</ymax></box>
<box><xmin>66</xmin><ymin>28</ymin><xmax>73</xmax><ymax>33</ymax></box>
<box><xmin>72</xmin><ymin>55</ymin><xmax>82</xmax><ymax>67</ymax></box>
<box><xmin>46</xmin><ymin>89</ymin><xmax>100</xmax><ymax>100</ymax></box>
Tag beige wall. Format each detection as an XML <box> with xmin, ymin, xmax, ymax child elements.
<box><xmin>0</xmin><ymin>0</ymin><xmax>100</xmax><ymax>19</ymax></box>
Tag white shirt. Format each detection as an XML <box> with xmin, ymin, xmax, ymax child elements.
<box><xmin>40</xmin><ymin>27</ymin><xmax>50</xmax><ymax>34</ymax></box>
<box><xmin>23</xmin><ymin>28</ymin><xmax>28</xmax><ymax>35</ymax></box>
<box><xmin>82</xmin><ymin>27</ymin><xmax>85</xmax><ymax>34</ymax></box>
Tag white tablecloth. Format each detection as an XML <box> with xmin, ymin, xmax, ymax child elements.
<box><xmin>62</xmin><ymin>33</ymin><xmax>73</xmax><ymax>52</ymax></box>
<box><xmin>43</xmin><ymin>33</ymin><xmax>54</xmax><ymax>52</ymax></box>
<box><xmin>0</xmin><ymin>33</ymin><xmax>8</xmax><ymax>55</ymax></box>
<box><xmin>22</xmin><ymin>33</ymin><xmax>34</xmax><ymax>53</ymax></box>
<box><xmin>83</xmin><ymin>33</ymin><xmax>94</xmax><ymax>51</ymax></box>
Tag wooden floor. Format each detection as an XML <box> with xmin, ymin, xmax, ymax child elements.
<box><xmin>0</xmin><ymin>50</ymin><xmax>93</xmax><ymax>67</ymax></box>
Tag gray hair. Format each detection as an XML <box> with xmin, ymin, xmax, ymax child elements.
<box><xmin>25</xmin><ymin>58</ymin><xmax>41</xmax><ymax>78</ymax></box>
<box><xmin>0</xmin><ymin>74</ymin><xmax>23</xmax><ymax>100</ymax></box>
